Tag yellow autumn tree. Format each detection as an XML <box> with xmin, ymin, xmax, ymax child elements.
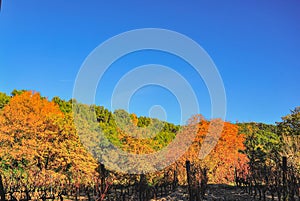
<box><xmin>0</xmin><ymin>91</ymin><xmax>98</xmax><ymax>195</ymax></box>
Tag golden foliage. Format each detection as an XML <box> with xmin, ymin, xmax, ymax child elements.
<box><xmin>0</xmin><ymin>91</ymin><xmax>98</xmax><ymax>188</ymax></box>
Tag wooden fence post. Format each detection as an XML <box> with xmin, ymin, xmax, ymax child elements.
<box><xmin>100</xmin><ymin>163</ymin><xmax>106</xmax><ymax>194</ymax></box>
<box><xmin>282</xmin><ymin>156</ymin><xmax>287</xmax><ymax>201</ymax></box>
<box><xmin>139</xmin><ymin>174</ymin><xmax>147</xmax><ymax>201</ymax></box>
<box><xmin>173</xmin><ymin>169</ymin><xmax>178</xmax><ymax>190</ymax></box>
<box><xmin>186</xmin><ymin>160</ymin><xmax>193</xmax><ymax>201</ymax></box>
<box><xmin>0</xmin><ymin>174</ymin><xmax>5</xmax><ymax>201</ymax></box>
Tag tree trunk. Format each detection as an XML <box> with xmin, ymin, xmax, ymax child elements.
<box><xmin>0</xmin><ymin>174</ymin><xmax>5</xmax><ymax>201</ymax></box>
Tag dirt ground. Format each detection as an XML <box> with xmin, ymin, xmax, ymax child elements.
<box><xmin>151</xmin><ymin>184</ymin><xmax>271</xmax><ymax>201</ymax></box>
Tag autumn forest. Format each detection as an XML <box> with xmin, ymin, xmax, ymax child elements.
<box><xmin>0</xmin><ymin>90</ymin><xmax>299</xmax><ymax>201</ymax></box>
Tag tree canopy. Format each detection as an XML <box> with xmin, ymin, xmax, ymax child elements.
<box><xmin>0</xmin><ymin>91</ymin><xmax>98</xmax><ymax>193</ymax></box>
<box><xmin>0</xmin><ymin>89</ymin><xmax>298</xmax><ymax>191</ymax></box>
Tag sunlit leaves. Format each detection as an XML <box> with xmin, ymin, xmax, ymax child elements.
<box><xmin>0</xmin><ymin>91</ymin><xmax>98</xmax><ymax>191</ymax></box>
<box><xmin>277</xmin><ymin>107</ymin><xmax>300</xmax><ymax>169</ymax></box>
<box><xmin>178</xmin><ymin>116</ymin><xmax>248</xmax><ymax>184</ymax></box>
<box><xmin>0</xmin><ymin>92</ymin><xmax>10</xmax><ymax>110</ymax></box>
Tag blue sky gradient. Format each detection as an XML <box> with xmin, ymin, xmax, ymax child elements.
<box><xmin>0</xmin><ymin>0</ymin><xmax>299</xmax><ymax>124</ymax></box>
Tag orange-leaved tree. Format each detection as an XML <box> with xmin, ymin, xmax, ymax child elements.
<box><xmin>200</xmin><ymin>121</ymin><xmax>248</xmax><ymax>183</ymax></box>
<box><xmin>176</xmin><ymin>115</ymin><xmax>248</xmax><ymax>184</ymax></box>
<box><xmin>0</xmin><ymin>91</ymin><xmax>98</xmax><ymax>196</ymax></box>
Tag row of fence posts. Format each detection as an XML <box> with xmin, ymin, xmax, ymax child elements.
<box><xmin>100</xmin><ymin>157</ymin><xmax>290</xmax><ymax>201</ymax></box>
<box><xmin>99</xmin><ymin>160</ymin><xmax>201</xmax><ymax>201</ymax></box>
<box><xmin>0</xmin><ymin>160</ymin><xmax>203</xmax><ymax>201</ymax></box>
<box><xmin>99</xmin><ymin>165</ymin><xmax>177</xmax><ymax>201</ymax></box>
<box><xmin>235</xmin><ymin>156</ymin><xmax>292</xmax><ymax>201</ymax></box>
<box><xmin>185</xmin><ymin>160</ymin><xmax>207</xmax><ymax>201</ymax></box>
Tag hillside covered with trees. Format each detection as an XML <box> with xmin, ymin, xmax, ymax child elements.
<box><xmin>0</xmin><ymin>90</ymin><xmax>299</xmax><ymax>200</ymax></box>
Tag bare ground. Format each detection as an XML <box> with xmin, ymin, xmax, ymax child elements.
<box><xmin>151</xmin><ymin>184</ymin><xmax>267</xmax><ymax>201</ymax></box>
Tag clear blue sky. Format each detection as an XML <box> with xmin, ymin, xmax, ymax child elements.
<box><xmin>0</xmin><ymin>0</ymin><xmax>299</xmax><ymax>124</ymax></box>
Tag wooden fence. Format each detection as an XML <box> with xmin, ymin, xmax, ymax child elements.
<box><xmin>0</xmin><ymin>160</ymin><xmax>209</xmax><ymax>201</ymax></box>
<box><xmin>235</xmin><ymin>156</ymin><xmax>300</xmax><ymax>201</ymax></box>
